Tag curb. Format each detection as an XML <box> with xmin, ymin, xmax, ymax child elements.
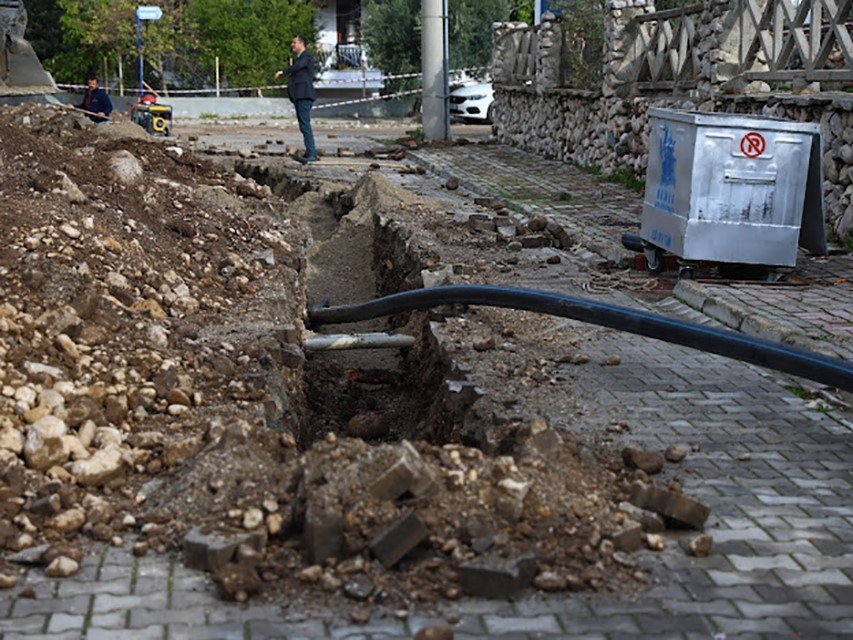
<box><xmin>673</xmin><ymin>280</ymin><xmax>843</xmax><ymax>359</ymax></box>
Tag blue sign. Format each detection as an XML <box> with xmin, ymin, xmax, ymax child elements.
<box><xmin>136</xmin><ymin>5</ymin><xmax>163</xmax><ymax>20</ymax></box>
<box><xmin>654</xmin><ymin>124</ymin><xmax>677</xmax><ymax>214</ymax></box>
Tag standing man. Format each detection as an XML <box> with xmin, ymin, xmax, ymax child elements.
<box><xmin>275</xmin><ymin>35</ymin><xmax>317</xmax><ymax>164</ymax></box>
<box><xmin>75</xmin><ymin>75</ymin><xmax>113</xmax><ymax>123</ymax></box>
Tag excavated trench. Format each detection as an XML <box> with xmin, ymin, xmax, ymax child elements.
<box><xmin>236</xmin><ymin>161</ymin><xmax>455</xmax><ymax>451</ymax></box>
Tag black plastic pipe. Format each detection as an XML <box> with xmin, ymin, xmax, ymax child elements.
<box><xmin>309</xmin><ymin>285</ymin><xmax>853</xmax><ymax>392</ymax></box>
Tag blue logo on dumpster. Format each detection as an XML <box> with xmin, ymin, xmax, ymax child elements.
<box><xmin>654</xmin><ymin>124</ymin><xmax>677</xmax><ymax>214</ymax></box>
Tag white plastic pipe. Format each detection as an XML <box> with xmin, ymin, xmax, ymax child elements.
<box><xmin>304</xmin><ymin>333</ymin><xmax>416</xmax><ymax>351</ymax></box>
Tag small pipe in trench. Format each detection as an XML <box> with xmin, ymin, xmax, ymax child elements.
<box><xmin>304</xmin><ymin>333</ymin><xmax>416</xmax><ymax>351</ymax></box>
<box><xmin>308</xmin><ymin>285</ymin><xmax>853</xmax><ymax>392</ymax></box>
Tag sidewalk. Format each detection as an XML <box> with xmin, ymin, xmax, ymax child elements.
<box><xmin>409</xmin><ymin>143</ymin><xmax>853</xmax><ymax>365</ymax></box>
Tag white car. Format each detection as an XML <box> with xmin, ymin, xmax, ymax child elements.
<box><xmin>449</xmin><ymin>82</ymin><xmax>495</xmax><ymax>123</ymax></box>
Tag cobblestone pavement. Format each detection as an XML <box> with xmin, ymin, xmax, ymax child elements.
<box><xmin>2</xmin><ymin>128</ymin><xmax>851</xmax><ymax>639</ymax></box>
<box><xmin>409</xmin><ymin>144</ymin><xmax>853</xmax><ymax>364</ymax></box>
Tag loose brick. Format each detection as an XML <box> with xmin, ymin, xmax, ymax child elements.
<box><xmin>457</xmin><ymin>554</ymin><xmax>537</xmax><ymax>598</ymax></box>
<box><xmin>183</xmin><ymin>528</ymin><xmax>261</xmax><ymax>572</ymax></box>
<box><xmin>369</xmin><ymin>512</ymin><xmax>428</xmax><ymax>568</ymax></box>
<box><xmin>629</xmin><ymin>483</ymin><xmax>710</xmax><ymax>529</ymax></box>
<box><xmin>304</xmin><ymin>505</ymin><xmax>344</xmax><ymax>565</ymax></box>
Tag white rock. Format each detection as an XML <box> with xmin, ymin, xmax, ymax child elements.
<box><xmin>0</xmin><ymin>427</ymin><xmax>24</xmax><ymax>454</ymax></box>
<box><xmin>72</xmin><ymin>446</ymin><xmax>124</xmax><ymax>486</ymax></box>
<box><xmin>243</xmin><ymin>507</ymin><xmax>264</xmax><ymax>530</ymax></box>
<box><xmin>47</xmin><ymin>508</ymin><xmax>86</xmax><ymax>533</ymax></box>
<box><xmin>60</xmin><ymin>224</ymin><xmax>81</xmax><ymax>239</ymax></box>
<box><xmin>109</xmin><ymin>150</ymin><xmax>144</xmax><ymax>185</ymax></box>
<box><xmin>24</xmin><ymin>416</ymin><xmax>69</xmax><ymax>471</ymax></box>
<box><xmin>45</xmin><ymin>556</ymin><xmax>79</xmax><ymax>577</ymax></box>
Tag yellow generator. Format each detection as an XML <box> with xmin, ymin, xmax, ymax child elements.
<box><xmin>131</xmin><ymin>103</ymin><xmax>172</xmax><ymax>136</ymax></box>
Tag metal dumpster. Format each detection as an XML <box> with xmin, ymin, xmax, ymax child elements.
<box><xmin>641</xmin><ymin>108</ymin><xmax>826</xmax><ymax>272</ymax></box>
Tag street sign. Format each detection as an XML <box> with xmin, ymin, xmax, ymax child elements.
<box><xmin>136</xmin><ymin>6</ymin><xmax>163</xmax><ymax>20</ymax></box>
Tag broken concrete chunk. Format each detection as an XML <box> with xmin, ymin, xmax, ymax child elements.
<box><xmin>629</xmin><ymin>483</ymin><xmax>710</xmax><ymax>530</ymax></box>
<box><xmin>369</xmin><ymin>512</ymin><xmax>428</xmax><ymax>568</ymax></box>
<box><xmin>457</xmin><ymin>554</ymin><xmax>537</xmax><ymax>598</ymax></box>
<box><xmin>304</xmin><ymin>505</ymin><xmax>344</xmax><ymax>565</ymax></box>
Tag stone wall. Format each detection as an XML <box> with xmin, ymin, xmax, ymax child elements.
<box><xmin>491</xmin><ymin>1</ymin><xmax>853</xmax><ymax>241</ymax></box>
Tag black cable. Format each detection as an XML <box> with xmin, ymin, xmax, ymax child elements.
<box><xmin>308</xmin><ymin>285</ymin><xmax>853</xmax><ymax>392</ymax></box>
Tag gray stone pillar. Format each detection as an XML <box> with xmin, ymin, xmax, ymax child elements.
<box><xmin>603</xmin><ymin>0</ymin><xmax>656</xmax><ymax>97</ymax></box>
<box><xmin>535</xmin><ymin>12</ymin><xmax>562</xmax><ymax>94</ymax></box>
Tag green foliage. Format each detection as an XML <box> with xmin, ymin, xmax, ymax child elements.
<box><xmin>510</xmin><ymin>1</ymin><xmax>534</xmax><ymax>23</ymax></box>
<box><xmin>607</xmin><ymin>166</ymin><xmax>645</xmax><ymax>191</ymax></box>
<box><xmin>363</xmin><ymin>0</ymin><xmax>512</xmax><ymax>92</ymax></box>
<box><xmin>553</xmin><ymin>0</ymin><xmax>604</xmax><ymax>89</ymax></box>
<box><xmin>188</xmin><ymin>0</ymin><xmax>315</xmax><ymax>89</ymax></box>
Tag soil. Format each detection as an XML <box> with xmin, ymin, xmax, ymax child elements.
<box><xmin>0</xmin><ymin>107</ymin><xmax>706</xmax><ymax>616</ymax></box>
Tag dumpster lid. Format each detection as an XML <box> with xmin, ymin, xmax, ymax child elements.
<box><xmin>647</xmin><ymin>108</ymin><xmax>820</xmax><ymax>134</ymax></box>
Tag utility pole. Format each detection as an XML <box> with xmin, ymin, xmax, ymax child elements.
<box><xmin>421</xmin><ymin>0</ymin><xmax>450</xmax><ymax>141</ymax></box>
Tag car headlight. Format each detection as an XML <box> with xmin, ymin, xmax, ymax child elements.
<box><xmin>465</xmin><ymin>94</ymin><xmax>487</xmax><ymax>101</ymax></box>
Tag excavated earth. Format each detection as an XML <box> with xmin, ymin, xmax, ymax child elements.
<box><xmin>0</xmin><ymin>107</ymin><xmax>710</xmax><ymax>617</ymax></box>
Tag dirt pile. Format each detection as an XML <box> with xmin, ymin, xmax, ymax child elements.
<box><xmin>0</xmin><ymin>103</ymin><xmax>307</xmax><ymax>577</ymax></box>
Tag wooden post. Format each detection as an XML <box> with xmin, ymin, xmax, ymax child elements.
<box><xmin>103</xmin><ymin>57</ymin><xmax>109</xmax><ymax>89</ymax></box>
<box><xmin>118</xmin><ymin>57</ymin><xmax>124</xmax><ymax>96</ymax></box>
<box><xmin>215</xmin><ymin>56</ymin><xmax>221</xmax><ymax>97</ymax></box>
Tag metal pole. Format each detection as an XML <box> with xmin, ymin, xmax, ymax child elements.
<box><xmin>442</xmin><ymin>0</ymin><xmax>450</xmax><ymax>139</ymax></box>
<box><xmin>215</xmin><ymin>56</ymin><xmax>220</xmax><ymax>98</ymax></box>
<box><xmin>137</xmin><ymin>16</ymin><xmax>144</xmax><ymax>97</ymax></box>
<box><xmin>421</xmin><ymin>0</ymin><xmax>449</xmax><ymax>141</ymax></box>
<box><xmin>118</xmin><ymin>57</ymin><xmax>124</xmax><ymax>96</ymax></box>
<box><xmin>103</xmin><ymin>57</ymin><xmax>108</xmax><ymax>89</ymax></box>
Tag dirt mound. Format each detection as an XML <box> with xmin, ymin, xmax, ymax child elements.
<box><xmin>0</xmin><ymin>103</ymin><xmax>307</xmax><ymax>572</ymax></box>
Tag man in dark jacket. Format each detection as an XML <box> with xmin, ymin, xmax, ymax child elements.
<box><xmin>275</xmin><ymin>35</ymin><xmax>317</xmax><ymax>163</ymax></box>
<box><xmin>75</xmin><ymin>75</ymin><xmax>113</xmax><ymax>123</ymax></box>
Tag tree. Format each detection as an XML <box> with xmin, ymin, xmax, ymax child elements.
<box><xmin>187</xmin><ymin>0</ymin><xmax>315</xmax><ymax>90</ymax></box>
<box><xmin>51</xmin><ymin>0</ymin><xmax>195</xmax><ymax>91</ymax></box>
<box><xmin>362</xmin><ymin>0</ymin><xmax>512</xmax><ymax>90</ymax></box>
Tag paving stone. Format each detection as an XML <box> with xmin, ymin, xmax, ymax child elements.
<box><xmin>0</xmin><ymin>615</ymin><xmax>49</xmax><ymax>634</ymax></box>
<box><xmin>46</xmin><ymin>612</ymin><xmax>85</xmax><ymax>633</ymax></box>
<box><xmin>129</xmin><ymin>607</ymin><xmax>209</xmax><ymax>628</ymax></box>
<box><xmin>369</xmin><ymin>511</ymin><xmax>428</xmax><ymax>568</ymax></box>
<box><xmin>87</xmin><ymin>625</ymin><xmax>164</xmax><ymax>640</ymax></box>
<box><xmin>183</xmin><ymin>528</ymin><xmax>255</xmax><ymax>573</ymax></box>
<box><xmin>250</xmin><ymin>619</ymin><xmax>328</xmax><ymax>638</ymax></box>
<box><xmin>88</xmin><ymin>610</ymin><xmax>127</xmax><ymax>629</ymax></box>
<box><xmin>304</xmin><ymin>505</ymin><xmax>345</xmax><ymax>565</ymax></box>
<box><xmin>169</xmin><ymin>622</ymin><xmax>244</xmax><ymax>639</ymax></box>
<box><xmin>92</xmin><ymin>592</ymin><xmax>168</xmax><ymax>613</ymax></box>
<box><xmin>482</xmin><ymin>614</ymin><xmax>563</xmax><ymax>635</ymax></box>
<box><xmin>629</xmin><ymin>484</ymin><xmax>710</xmax><ymax>529</ymax></box>
<box><xmin>11</xmin><ymin>594</ymin><xmax>91</xmax><ymax>617</ymax></box>
<box><xmin>458</xmin><ymin>555</ymin><xmax>537</xmax><ymax>598</ymax></box>
<box><xmin>711</xmin><ymin>615</ymin><xmax>792</xmax><ymax>634</ymax></box>
<box><xmin>557</xmin><ymin>615</ymin><xmax>642</xmax><ymax>634</ymax></box>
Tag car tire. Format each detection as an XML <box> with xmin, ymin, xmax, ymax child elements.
<box><xmin>486</xmin><ymin>103</ymin><xmax>495</xmax><ymax>124</ymax></box>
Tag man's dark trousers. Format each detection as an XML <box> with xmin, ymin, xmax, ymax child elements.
<box><xmin>294</xmin><ymin>99</ymin><xmax>316</xmax><ymax>161</ymax></box>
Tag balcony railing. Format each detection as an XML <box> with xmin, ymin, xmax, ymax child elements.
<box><xmin>316</xmin><ymin>44</ymin><xmax>368</xmax><ymax>70</ymax></box>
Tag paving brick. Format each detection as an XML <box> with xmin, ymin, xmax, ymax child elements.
<box><xmin>369</xmin><ymin>511</ymin><xmax>428</xmax><ymax>568</ymax></box>
<box><xmin>304</xmin><ymin>505</ymin><xmax>345</xmax><ymax>565</ymax></box>
<box><xmin>482</xmin><ymin>614</ymin><xmax>563</xmax><ymax>635</ymax></box>
<box><xmin>87</xmin><ymin>625</ymin><xmax>164</xmax><ymax>640</ymax></box>
<box><xmin>458</xmin><ymin>555</ymin><xmax>537</xmax><ymax>598</ymax></box>
<box><xmin>169</xmin><ymin>622</ymin><xmax>244</xmax><ymax>639</ymax></box>
<box><xmin>46</xmin><ymin>612</ymin><xmax>85</xmax><ymax>633</ymax></box>
<box><xmin>711</xmin><ymin>616</ymin><xmax>792</xmax><ymax>635</ymax></box>
<box><xmin>11</xmin><ymin>594</ymin><xmax>91</xmax><ymax>617</ymax></box>
<box><xmin>0</xmin><ymin>615</ymin><xmax>48</xmax><ymax>634</ymax></box>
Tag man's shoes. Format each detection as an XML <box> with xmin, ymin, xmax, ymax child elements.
<box><xmin>294</xmin><ymin>155</ymin><xmax>318</xmax><ymax>165</ymax></box>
